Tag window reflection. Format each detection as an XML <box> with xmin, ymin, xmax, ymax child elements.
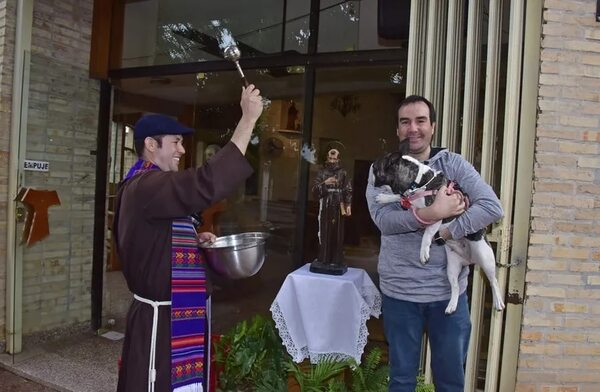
<box><xmin>111</xmin><ymin>68</ymin><xmax>308</xmax><ymax>333</ymax></box>
<box><xmin>109</xmin><ymin>62</ymin><xmax>410</xmax><ymax>332</ymax></box>
<box><xmin>304</xmin><ymin>65</ymin><xmax>407</xmax><ymax>284</ymax></box>
<box><xmin>120</xmin><ymin>0</ymin><xmax>403</xmax><ymax>68</ymax></box>
<box><xmin>122</xmin><ymin>0</ymin><xmax>310</xmax><ymax>67</ymax></box>
<box><xmin>318</xmin><ymin>0</ymin><xmax>404</xmax><ymax>52</ymax></box>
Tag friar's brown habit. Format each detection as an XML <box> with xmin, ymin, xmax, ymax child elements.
<box><xmin>115</xmin><ymin>142</ymin><xmax>252</xmax><ymax>391</ymax></box>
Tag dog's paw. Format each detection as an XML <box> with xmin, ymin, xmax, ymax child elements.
<box><xmin>375</xmin><ymin>193</ymin><xmax>401</xmax><ymax>204</ymax></box>
<box><xmin>445</xmin><ymin>298</ymin><xmax>458</xmax><ymax>314</ymax></box>
<box><xmin>420</xmin><ymin>245</ymin><xmax>431</xmax><ymax>264</ymax></box>
<box><xmin>446</xmin><ymin>302</ymin><xmax>456</xmax><ymax>314</ymax></box>
<box><xmin>493</xmin><ymin>296</ymin><xmax>506</xmax><ymax>311</ymax></box>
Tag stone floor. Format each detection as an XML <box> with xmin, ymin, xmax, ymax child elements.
<box><xmin>0</xmin><ymin>326</ymin><xmax>121</xmax><ymax>392</ymax></box>
<box><xmin>0</xmin><ymin>368</ymin><xmax>57</xmax><ymax>391</ymax></box>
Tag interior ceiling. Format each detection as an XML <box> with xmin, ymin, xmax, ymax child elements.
<box><xmin>114</xmin><ymin>65</ymin><xmax>404</xmax><ymax>114</ymax></box>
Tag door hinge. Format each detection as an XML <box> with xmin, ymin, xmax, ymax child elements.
<box><xmin>496</xmin><ymin>256</ymin><xmax>523</xmax><ymax>269</ymax></box>
<box><xmin>505</xmin><ymin>292</ymin><xmax>523</xmax><ymax>305</ymax></box>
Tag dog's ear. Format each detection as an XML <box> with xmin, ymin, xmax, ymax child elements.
<box><xmin>392</xmin><ymin>156</ymin><xmax>419</xmax><ymax>194</ymax></box>
<box><xmin>398</xmin><ymin>139</ymin><xmax>410</xmax><ymax>156</ymax></box>
<box><xmin>373</xmin><ymin>152</ymin><xmax>398</xmax><ymax>187</ymax></box>
<box><xmin>372</xmin><ymin>155</ymin><xmax>387</xmax><ymax>187</ymax></box>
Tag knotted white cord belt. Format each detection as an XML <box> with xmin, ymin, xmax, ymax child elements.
<box><xmin>134</xmin><ymin>294</ymin><xmax>172</xmax><ymax>392</ymax></box>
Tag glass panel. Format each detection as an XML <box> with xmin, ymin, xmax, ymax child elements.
<box><xmin>304</xmin><ymin>64</ymin><xmax>407</xmax><ymax>284</ymax></box>
<box><xmin>318</xmin><ymin>0</ymin><xmax>405</xmax><ymax>52</ymax></box>
<box><xmin>122</xmin><ymin>0</ymin><xmax>309</xmax><ymax>68</ymax></box>
<box><xmin>120</xmin><ymin>0</ymin><xmax>404</xmax><ymax>68</ymax></box>
<box><xmin>473</xmin><ymin>1</ymin><xmax>512</xmax><ymax>388</ymax></box>
<box><xmin>285</xmin><ymin>0</ymin><xmax>311</xmax><ymax>53</ymax></box>
<box><xmin>111</xmin><ymin>68</ymin><xmax>306</xmax><ymax>333</ymax></box>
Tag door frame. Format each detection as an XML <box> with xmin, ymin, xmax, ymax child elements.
<box><xmin>5</xmin><ymin>0</ymin><xmax>34</xmax><ymax>355</ymax></box>
<box><xmin>404</xmin><ymin>1</ymin><xmax>542</xmax><ymax>390</ymax></box>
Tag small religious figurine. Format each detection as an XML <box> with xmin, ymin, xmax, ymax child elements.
<box><xmin>310</xmin><ymin>148</ymin><xmax>352</xmax><ymax>275</ymax></box>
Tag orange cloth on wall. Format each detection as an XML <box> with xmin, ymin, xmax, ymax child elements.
<box><xmin>18</xmin><ymin>188</ymin><xmax>60</xmax><ymax>246</ymax></box>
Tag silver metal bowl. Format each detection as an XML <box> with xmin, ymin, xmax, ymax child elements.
<box><xmin>200</xmin><ymin>232</ymin><xmax>269</xmax><ymax>279</ymax></box>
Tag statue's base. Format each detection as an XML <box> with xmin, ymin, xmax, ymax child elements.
<box><xmin>309</xmin><ymin>261</ymin><xmax>348</xmax><ymax>276</ymax></box>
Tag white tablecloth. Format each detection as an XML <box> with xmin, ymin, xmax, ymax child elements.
<box><xmin>270</xmin><ymin>263</ymin><xmax>381</xmax><ymax>364</ymax></box>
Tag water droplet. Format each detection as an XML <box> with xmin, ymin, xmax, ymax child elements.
<box><xmin>390</xmin><ymin>72</ymin><xmax>403</xmax><ymax>85</ymax></box>
<box><xmin>261</xmin><ymin>97</ymin><xmax>272</xmax><ymax>110</ymax></box>
<box><xmin>340</xmin><ymin>3</ymin><xmax>359</xmax><ymax>22</ymax></box>
<box><xmin>301</xmin><ymin>143</ymin><xmax>317</xmax><ymax>164</ymax></box>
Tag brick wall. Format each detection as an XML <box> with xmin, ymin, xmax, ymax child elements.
<box><xmin>0</xmin><ymin>0</ymin><xmax>98</xmax><ymax>342</ymax></box>
<box><xmin>517</xmin><ymin>1</ymin><xmax>600</xmax><ymax>390</ymax></box>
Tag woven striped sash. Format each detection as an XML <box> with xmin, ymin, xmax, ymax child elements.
<box><xmin>171</xmin><ymin>219</ymin><xmax>206</xmax><ymax>391</ymax></box>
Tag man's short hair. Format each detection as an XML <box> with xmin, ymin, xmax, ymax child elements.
<box><xmin>134</xmin><ymin>135</ymin><xmax>164</xmax><ymax>157</ymax></box>
<box><xmin>395</xmin><ymin>95</ymin><xmax>437</xmax><ymax>125</ymax></box>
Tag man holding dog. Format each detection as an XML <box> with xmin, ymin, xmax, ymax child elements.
<box><xmin>115</xmin><ymin>85</ymin><xmax>263</xmax><ymax>392</ymax></box>
<box><xmin>366</xmin><ymin>95</ymin><xmax>503</xmax><ymax>391</ymax></box>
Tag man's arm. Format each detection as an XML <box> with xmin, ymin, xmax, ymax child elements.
<box><xmin>133</xmin><ymin>86</ymin><xmax>263</xmax><ymax>220</ymax></box>
<box><xmin>136</xmin><ymin>142</ymin><xmax>253</xmax><ymax>220</ymax></box>
<box><xmin>442</xmin><ymin>154</ymin><xmax>504</xmax><ymax>240</ymax></box>
<box><xmin>230</xmin><ymin>85</ymin><xmax>263</xmax><ymax>155</ymax></box>
<box><xmin>366</xmin><ymin>165</ymin><xmax>425</xmax><ymax>235</ymax></box>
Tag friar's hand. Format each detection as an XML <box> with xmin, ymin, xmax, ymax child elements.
<box><xmin>197</xmin><ymin>232</ymin><xmax>217</xmax><ymax>246</ymax></box>
<box><xmin>240</xmin><ymin>84</ymin><xmax>263</xmax><ymax>123</ymax></box>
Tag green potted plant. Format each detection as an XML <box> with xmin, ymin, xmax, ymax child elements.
<box><xmin>286</xmin><ymin>356</ymin><xmax>350</xmax><ymax>392</ymax></box>
<box><xmin>416</xmin><ymin>374</ymin><xmax>435</xmax><ymax>392</ymax></box>
<box><xmin>345</xmin><ymin>347</ymin><xmax>389</xmax><ymax>392</ymax></box>
<box><xmin>213</xmin><ymin>315</ymin><xmax>288</xmax><ymax>391</ymax></box>
<box><xmin>213</xmin><ymin>315</ymin><xmax>400</xmax><ymax>392</ymax></box>
<box><xmin>286</xmin><ymin>348</ymin><xmax>391</xmax><ymax>392</ymax></box>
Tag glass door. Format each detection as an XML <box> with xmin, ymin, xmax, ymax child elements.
<box><xmin>303</xmin><ymin>64</ymin><xmax>406</xmax><ymax>283</ymax></box>
<box><xmin>110</xmin><ymin>66</ymin><xmax>307</xmax><ymax>334</ymax></box>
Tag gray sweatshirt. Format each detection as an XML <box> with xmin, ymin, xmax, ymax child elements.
<box><xmin>366</xmin><ymin>148</ymin><xmax>504</xmax><ymax>303</ymax></box>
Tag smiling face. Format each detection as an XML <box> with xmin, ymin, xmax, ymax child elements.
<box><xmin>396</xmin><ymin>101</ymin><xmax>436</xmax><ymax>162</ymax></box>
<box><xmin>145</xmin><ymin>134</ymin><xmax>185</xmax><ymax>172</ymax></box>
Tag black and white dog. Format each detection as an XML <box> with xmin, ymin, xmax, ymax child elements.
<box><xmin>371</xmin><ymin>147</ymin><xmax>505</xmax><ymax>314</ymax></box>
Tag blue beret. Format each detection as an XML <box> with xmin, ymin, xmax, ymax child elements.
<box><xmin>134</xmin><ymin>114</ymin><xmax>194</xmax><ymax>140</ymax></box>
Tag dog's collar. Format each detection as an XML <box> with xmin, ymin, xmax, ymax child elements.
<box><xmin>401</xmin><ymin>180</ymin><xmax>470</xmax><ymax>210</ymax></box>
<box><xmin>402</xmin><ymin>172</ymin><xmax>441</xmax><ymax>198</ymax></box>
<box><xmin>400</xmin><ymin>189</ymin><xmax>438</xmax><ymax>210</ymax></box>
<box><xmin>399</xmin><ymin>169</ymin><xmax>443</xmax><ymax>211</ymax></box>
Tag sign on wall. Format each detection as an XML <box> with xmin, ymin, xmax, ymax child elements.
<box><xmin>24</xmin><ymin>160</ymin><xmax>49</xmax><ymax>172</ymax></box>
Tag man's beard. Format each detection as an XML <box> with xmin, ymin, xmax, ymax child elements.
<box><xmin>324</xmin><ymin>161</ymin><xmax>340</xmax><ymax>170</ymax></box>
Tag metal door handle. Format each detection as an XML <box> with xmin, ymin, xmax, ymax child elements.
<box><xmin>15</xmin><ymin>206</ymin><xmax>26</xmax><ymax>222</ymax></box>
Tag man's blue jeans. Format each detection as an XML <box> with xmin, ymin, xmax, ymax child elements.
<box><xmin>382</xmin><ymin>293</ymin><xmax>471</xmax><ymax>392</ymax></box>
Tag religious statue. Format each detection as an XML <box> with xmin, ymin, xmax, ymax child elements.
<box><xmin>310</xmin><ymin>148</ymin><xmax>352</xmax><ymax>275</ymax></box>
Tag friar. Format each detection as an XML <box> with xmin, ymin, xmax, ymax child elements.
<box><xmin>115</xmin><ymin>85</ymin><xmax>263</xmax><ymax>392</ymax></box>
